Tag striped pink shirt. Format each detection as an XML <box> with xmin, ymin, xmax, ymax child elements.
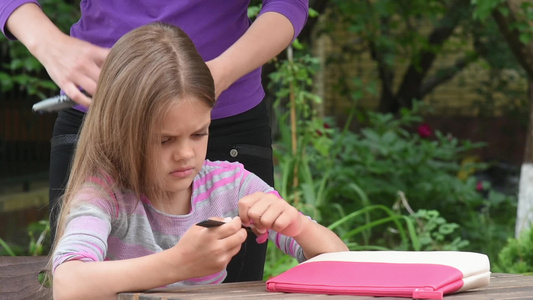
<box><xmin>53</xmin><ymin>160</ymin><xmax>306</xmax><ymax>286</ymax></box>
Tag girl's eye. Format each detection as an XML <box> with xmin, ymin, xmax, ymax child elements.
<box><xmin>161</xmin><ymin>138</ymin><xmax>171</xmax><ymax>144</ymax></box>
<box><xmin>193</xmin><ymin>132</ymin><xmax>208</xmax><ymax>138</ymax></box>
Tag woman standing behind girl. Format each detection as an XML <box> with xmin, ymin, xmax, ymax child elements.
<box><xmin>50</xmin><ymin>23</ymin><xmax>347</xmax><ymax>300</ymax></box>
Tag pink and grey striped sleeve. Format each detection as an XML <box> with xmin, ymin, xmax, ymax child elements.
<box><xmin>52</xmin><ymin>183</ymin><xmax>115</xmax><ymax>273</ymax></box>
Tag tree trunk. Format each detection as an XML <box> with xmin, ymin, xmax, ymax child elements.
<box><xmin>516</xmin><ymin>81</ymin><xmax>533</xmax><ymax>237</ymax></box>
<box><xmin>394</xmin><ymin>0</ymin><xmax>469</xmax><ymax>110</ymax></box>
<box><xmin>492</xmin><ymin>0</ymin><xmax>533</xmax><ymax>237</ymax></box>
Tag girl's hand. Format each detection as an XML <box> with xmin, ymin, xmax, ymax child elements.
<box><xmin>171</xmin><ymin>217</ymin><xmax>247</xmax><ymax>279</ymax></box>
<box><xmin>239</xmin><ymin>192</ymin><xmax>305</xmax><ymax>239</ymax></box>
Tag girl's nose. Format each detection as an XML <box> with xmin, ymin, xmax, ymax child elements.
<box><xmin>172</xmin><ymin>141</ymin><xmax>193</xmax><ymax>161</ymax></box>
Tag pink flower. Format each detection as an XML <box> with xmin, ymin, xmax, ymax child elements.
<box><xmin>315</xmin><ymin>122</ymin><xmax>331</xmax><ymax>137</ymax></box>
<box><xmin>417</xmin><ymin>123</ymin><xmax>432</xmax><ymax>138</ymax></box>
<box><xmin>476</xmin><ymin>181</ymin><xmax>484</xmax><ymax>192</ymax></box>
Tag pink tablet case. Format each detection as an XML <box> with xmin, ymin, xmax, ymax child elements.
<box><xmin>266</xmin><ymin>251</ymin><xmax>490</xmax><ymax>299</ymax></box>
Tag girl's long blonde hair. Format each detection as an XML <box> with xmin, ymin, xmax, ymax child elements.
<box><xmin>50</xmin><ymin>22</ymin><xmax>215</xmax><ymax>264</ymax></box>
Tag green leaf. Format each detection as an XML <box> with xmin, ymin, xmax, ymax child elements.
<box><xmin>519</xmin><ymin>33</ymin><xmax>532</xmax><ymax>45</ymax></box>
<box><xmin>0</xmin><ymin>238</ymin><xmax>16</xmax><ymax>256</ymax></box>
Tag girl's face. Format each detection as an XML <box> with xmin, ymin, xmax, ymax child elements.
<box><xmin>153</xmin><ymin>98</ymin><xmax>211</xmax><ymax>200</ymax></box>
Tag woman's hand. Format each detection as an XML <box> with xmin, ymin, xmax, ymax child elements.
<box><xmin>6</xmin><ymin>3</ymin><xmax>110</xmax><ymax>107</ymax></box>
<box><xmin>205</xmin><ymin>58</ymin><xmax>231</xmax><ymax>100</ymax></box>
<box><xmin>36</xmin><ymin>34</ymin><xmax>110</xmax><ymax>107</ymax></box>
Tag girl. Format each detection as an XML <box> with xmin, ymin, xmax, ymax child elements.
<box><xmin>50</xmin><ymin>23</ymin><xmax>348</xmax><ymax>300</ymax></box>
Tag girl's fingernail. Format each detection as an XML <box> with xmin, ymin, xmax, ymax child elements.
<box><xmin>223</xmin><ymin>217</ymin><xmax>232</xmax><ymax>222</ymax></box>
<box><xmin>255</xmin><ymin>232</ymin><xmax>268</xmax><ymax>244</ymax></box>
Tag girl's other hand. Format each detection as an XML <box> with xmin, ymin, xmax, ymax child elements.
<box><xmin>239</xmin><ymin>192</ymin><xmax>306</xmax><ymax>239</ymax></box>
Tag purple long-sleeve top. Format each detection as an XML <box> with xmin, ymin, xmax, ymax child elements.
<box><xmin>1</xmin><ymin>0</ymin><xmax>308</xmax><ymax>119</ymax></box>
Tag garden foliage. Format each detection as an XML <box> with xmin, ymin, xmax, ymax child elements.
<box><xmin>496</xmin><ymin>229</ymin><xmax>533</xmax><ymax>274</ymax></box>
<box><xmin>263</xmin><ymin>41</ymin><xmax>517</xmax><ymax>278</ymax></box>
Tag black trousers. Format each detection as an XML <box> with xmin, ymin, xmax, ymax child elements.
<box><xmin>49</xmin><ymin>100</ymin><xmax>273</xmax><ymax>282</ymax></box>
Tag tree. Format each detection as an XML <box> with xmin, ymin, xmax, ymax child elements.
<box><xmin>299</xmin><ymin>0</ymin><xmax>526</xmax><ymax>117</ymax></box>
<box><xmin>316</xmin><ymin>0</ymin><xmax>482</xmax><ymax>113</ymax></box>
<box><xmin>478</xmin><ymin>0</ymin><xmax>533</xmax><ymax>237</ymax></box>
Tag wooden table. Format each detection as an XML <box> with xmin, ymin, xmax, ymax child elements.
<box><xmin>0</xmin><ymin>256</ymin><xmax>51</xmax><ymax>300</ymax></box>
<box><xmin>118</xmin><ymin>273</ymin><xmax>533</xmax><ymax>300</ymax></box>
<box><xmin>2</xmin><ymin>257</ymin><xmax>532</xmax><ymax>299</ymax></box>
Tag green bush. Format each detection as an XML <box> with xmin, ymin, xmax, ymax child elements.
<box><xmin>495</xmin><ymin>229</ymin><xmax>533</xmax><ymax>274</ymax></box>
<box><xmin>323</xmin><ymin>105</ymin><xmax>517</xmax><ymax>260</ymax></box>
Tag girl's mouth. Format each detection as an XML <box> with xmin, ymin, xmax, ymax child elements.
<box><xmin>170</xmin><ymin>167</ymin><xmax>194</xmax><ymax>178</ymax></box>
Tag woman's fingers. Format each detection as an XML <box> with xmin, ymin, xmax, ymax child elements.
<box><xmin>42</xmin><ymin>35</ymin><xmax>110</xmax><ymax>107</ymax></box>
